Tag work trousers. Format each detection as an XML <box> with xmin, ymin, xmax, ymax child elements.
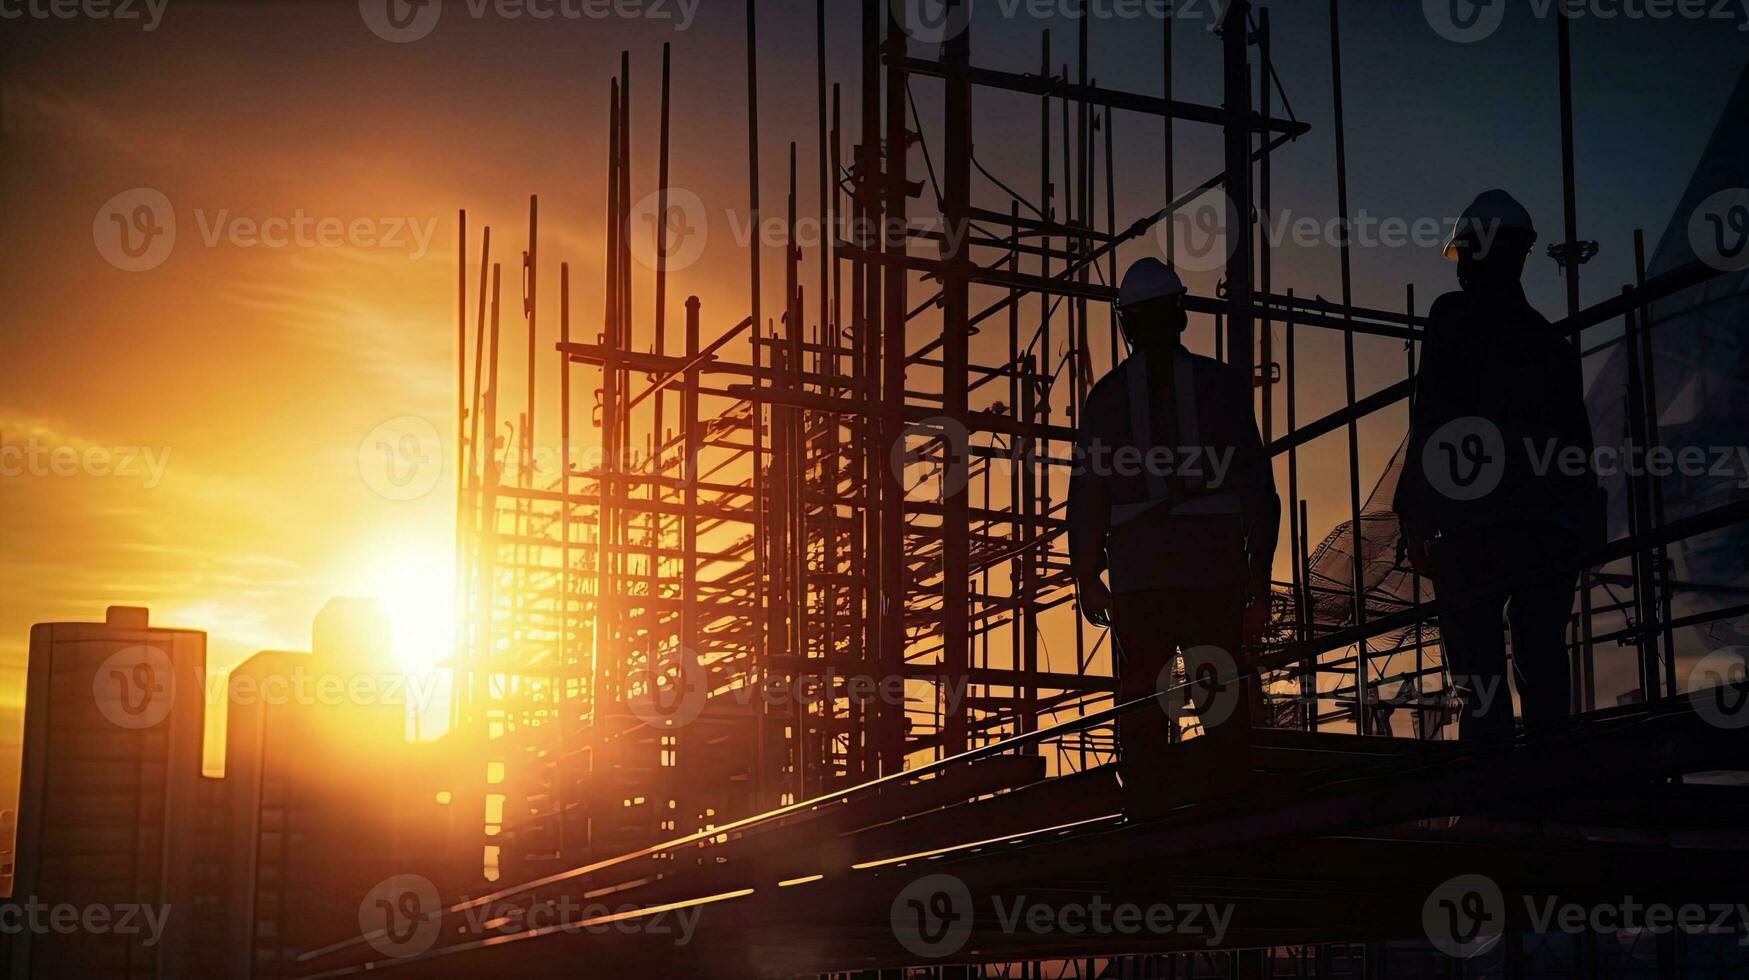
<box><xmin>1432</xmin><ymin>525</ymin><xmax>1580</xmax><ymax>740</ymax></box>
<box><xmin>1111</xmin><ymin>586</ymin><xmax>1252</xmax><ymax>786</ymax></box>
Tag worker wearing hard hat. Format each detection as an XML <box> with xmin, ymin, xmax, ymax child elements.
<box><xmin>1393</xmin><ymin>190</ymin><xmax>1602</xmax><ymax>740</ymax></box>
<box><xmin>1069</xmin><ymin>258</ymin><xmax>1279</xmax><ymax>799</ymax></box>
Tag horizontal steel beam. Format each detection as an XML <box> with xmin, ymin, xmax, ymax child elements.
<box><xmin>890</xmin><ymin>55</ymin><xmax>1311</xmax><ymax>136</ymax></box>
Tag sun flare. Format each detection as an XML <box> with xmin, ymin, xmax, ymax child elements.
<box><xmin>349</xmin><ymin>540</ymin><xmax>458</xmax><ymax>676</ymax></box>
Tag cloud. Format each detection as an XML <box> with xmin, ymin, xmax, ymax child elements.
<box><xmin>2</xmin><ymin>83</ymin><xmax>189</xmax><ymax>164</ymax></box>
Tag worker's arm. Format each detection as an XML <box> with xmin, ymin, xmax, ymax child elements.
<box><xmin>1068</xmin><ymin>418</ymin><xmax>1114</xmax><ymax>626</ymax></box>
<box><xmin>1392</xmin><ymin>293</ymin><xmax>1462</xmax><ymax>564</ymax></box>
<box><xmin>1557</xmin><ymin>336</ymin><xmax>1594</xmax><ymax>457</ymax></box>
<box><xmin>1227</xmin><ymin>365</ymin><xmax>1280</xmax><ymax>606</ymax></box>
<box><xmin>1552</xmin><ymin>326</ymin><xmax>1603</xmax><ymax>547</ymax></box>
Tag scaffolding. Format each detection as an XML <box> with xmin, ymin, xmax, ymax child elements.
<box><xmin>408</xmin><ymin>0</ymin><xmax>1749</xmax><ymax>971</ymax></box>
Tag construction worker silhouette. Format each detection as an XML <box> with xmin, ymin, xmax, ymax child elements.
<box><xmin>1070</xmin><ymin>258</ymin><xmax>1279</xmax><ymax>797</ymax></box>
<box><xmin>1394</xmin><ymin>190</ymin><xmax>1602</xmax><ymax>740</ymax></box>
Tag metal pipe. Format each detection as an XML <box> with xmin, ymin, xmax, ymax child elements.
<box><xmin>1328</xmin><ymin>0</ymin><xmax>1369</xmax><ymax>733</ymax></box>
<box><xmin>878</xmin><ymin>0</ymin><xmax>910</xmax><ymax>773</ymax></box>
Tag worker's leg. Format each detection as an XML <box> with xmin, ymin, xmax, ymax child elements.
<box><xmin>1434</xmin><ymin>549</ymin><xmax>1516</xmax><ymax>740</ymax></box>
<box><xmin>1506</xmin><ymin>568</ymin><xmax>1577</xmax><ymax>731</ymax></box>
<box><xmin>1112</xmin><ymin>590</ymin><xmax>1179</xmax><ymax>778</ymax></box>
<box><xmin>1167</xmin><ymin>587</ymin><xmax>1252</xmax><ymax>742</ymax></box>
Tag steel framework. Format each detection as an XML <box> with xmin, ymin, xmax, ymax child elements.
<box><xmin>334</xmin><ymin>1</ymin><xmax>1749</xmax><ymax>974</ymax></box>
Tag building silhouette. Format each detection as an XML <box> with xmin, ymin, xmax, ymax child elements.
<box><xmin>7</xmin><ymin>606</ymin><xmax>213</xmax><ymax>977</ymax></box>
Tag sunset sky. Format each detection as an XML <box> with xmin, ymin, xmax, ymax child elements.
<box><xmin>1</xmin><ymin>0</ymin><xmax>1743</xmax><ymax>746</ymax></box>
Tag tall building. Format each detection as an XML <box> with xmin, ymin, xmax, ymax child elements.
<box><xmin>219</xmin><ymin>599</ymin><xmax>454</xmax><ymax>976</ymax></box>
<box><xmin>7</xmin><ymin>606</ymin><xmax>209</xmax><ymax>978</ymax></box>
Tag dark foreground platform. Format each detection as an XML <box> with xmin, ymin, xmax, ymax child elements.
<box><xmin>300</xmin><ymin>693</ymin><xmax>1749</xmax><ymax>977</ymax></box>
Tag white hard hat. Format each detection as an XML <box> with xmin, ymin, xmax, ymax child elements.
<box><xmin>1444</xmin><ymin>189</ymin><xmax>1537</xmax><ymax>260</ymax></box>
<box><xmin>1117</xmin><ymin>257</ymin><xmax>1188</xmax><ymax>308</ymax></box>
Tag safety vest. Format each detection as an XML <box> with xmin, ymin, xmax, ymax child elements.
<box><xmin>1105</xmin><ymin>349</ymin><xmax>1246</xmax><ymax>594</ymax></box>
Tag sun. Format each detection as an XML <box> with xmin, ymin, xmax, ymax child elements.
<box><xmin>349</xmin><ymin>539</ymin><xmax>458</xmax><ymax>675</ymax></box>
